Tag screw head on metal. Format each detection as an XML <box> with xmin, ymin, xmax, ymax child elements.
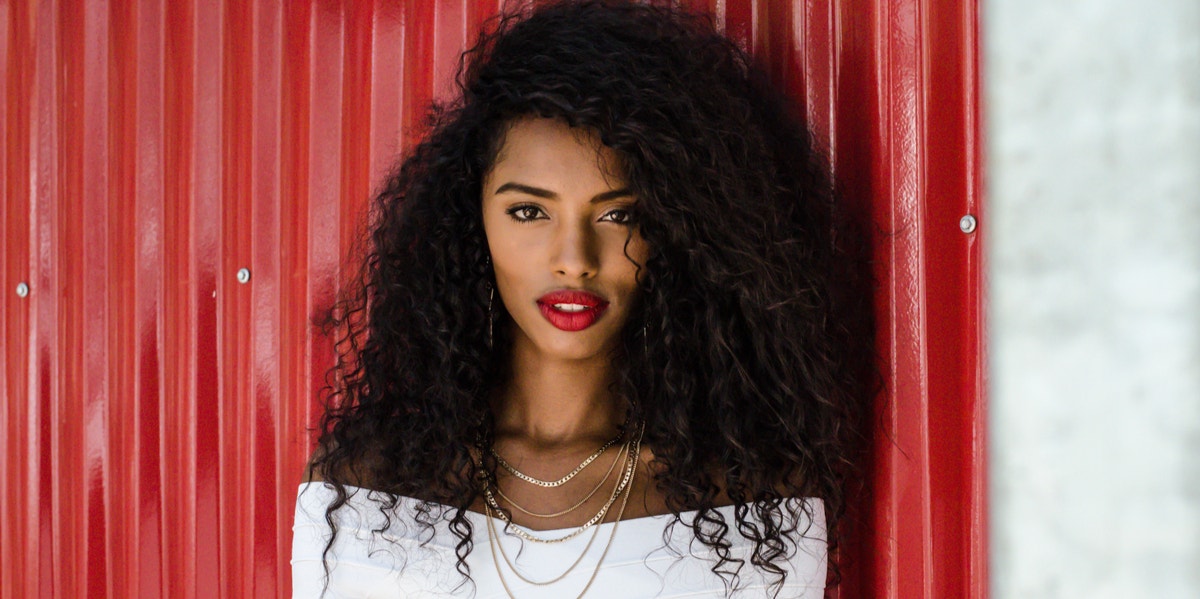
<box><xmin>237</xmin><ymin>268</ymin><xmax>251</xmax><ymax>283</ymax></box>
<box><xmin>16</xmin><ymin>282</ymin><xmax>29</xmax><ymax>297</ymax></box>
<box><xmin>959</xmin><ymin>214</ymin><xmax>977</xmax><ymax>234</ymax></box>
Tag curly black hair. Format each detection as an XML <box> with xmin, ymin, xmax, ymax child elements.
<box><xmin>309</xmin><ymin>0</ymin><xmax>876</xmax><ymax>596</ymax></box>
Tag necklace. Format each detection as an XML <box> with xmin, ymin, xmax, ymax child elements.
<box><xmin>484</xmin><ymin>423</ymin><xmax>642</xmax><ymax>598</ymax></box>
<box><xmin>492</xmin><ymin>427</ymin><xmax>624</xmax><ymax>488</ymax></box>
<box><xmin>495</xmin><ymin>439</ymin><xmax>626</xmax><ymax>519</ymax></box>
<box><xmin>482</xmin><ymin>434</ymin><xmax>637</xmax><ymax>544</ymax></box>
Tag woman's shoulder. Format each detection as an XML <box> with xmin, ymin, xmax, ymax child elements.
<box><xmin>634</xmin><ymin>446</ymin><xmax>817</xmax><ymax>517</ymax></box>
<box><xmin>293</xmin><ymin>478</ymin><xmax>826</xmax><ymax>560</ymax></box>
<box><xmin>291</xmin><ymin>481</ymin><xmax>468</xmax><ymax>598</ymax></box>
<box><xmin>302</xmin><ymin>438</ymin><xmax>394</xmax><ymax>489</ymax></box>
<box><xmin>293</xmin><ymin>481</ymin><xmax>466</xmax><ymax>553</ymax></box>
<box><xmin>292</xmin><ymin>479</ymin><xmax>829</xmax><ymax>598</ymax></box>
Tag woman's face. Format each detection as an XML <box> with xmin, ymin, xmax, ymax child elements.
<box><xmin>482</xmin><ymin>117</ymin><xmax>647</xmax><ymax>361</ymax></box>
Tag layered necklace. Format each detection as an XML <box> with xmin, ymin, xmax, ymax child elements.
<box><xmin>481</xmin><ymin>420</ymin><xmax>644</xmax><ymax>599</ymax></box>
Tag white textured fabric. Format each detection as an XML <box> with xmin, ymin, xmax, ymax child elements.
<box><xmin>292</xmin><ymin>482</ymin><xmax>827</xmax><ymax>598</ymax></box>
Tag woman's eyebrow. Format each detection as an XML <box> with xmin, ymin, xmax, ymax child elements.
<box><xmin>493</xmin><ymin>182</ymin><xmax>633</xmax><ymax>203</ymax></box>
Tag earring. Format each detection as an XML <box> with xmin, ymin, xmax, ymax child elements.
<box><xmin>487</xmin><ymin>283</ymin><xmax>495</xmax><ymax>349</ymax></box>
<box><xmin>485</xmin><ymin>254</ymin><xmax>494</xmax><ymax>349</ymax></box>
<box><xmin>642</xmin><ymin>323</ymin><xmax>648</xmax><ymax>355</ymax></box>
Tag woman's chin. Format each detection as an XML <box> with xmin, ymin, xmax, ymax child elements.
<box><xmin>506</xmin><ymin>316</ymin><xmax>626</xmax><ymax>362</ymax></box>
<box><xmin>524</xmin><ymin>325</ymin><xmax>623</xmax><ymax>361</ymax></box>
<box><xmin>534</xmin><ymin>337</ymin><xmax>609</xmax><ymax>361</ymax></box>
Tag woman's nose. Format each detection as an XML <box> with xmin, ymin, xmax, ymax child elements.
<box><xmin>551</xmin><ymin>220</ymin><xmax>599</xmax><ymax>279</ymax></box>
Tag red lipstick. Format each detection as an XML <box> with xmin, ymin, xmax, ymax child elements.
<box><xmin>536</xmin><ymin>290</ymin><xmax>610</xmax><ymax>332</ymax></box>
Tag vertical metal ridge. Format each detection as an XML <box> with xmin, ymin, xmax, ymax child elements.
<box><xmin>399</xmin><ymin>2</ymin><xmax>433</xmax><ymax>157</ymax></box>
<box><xmin>29</xmin><ymin>3</ymin><xmax>61</xmax><ymax>596</ymax></box>
<box><xmin>278</xmin><ymin>9</ymin><xmax>315</xmax><ymax>593</ymax></box>
<box><xmin>308</xmin><ymin>0</ymin><xmax>345</xmax><ymax>311</ymax></box>
<box><xmin>219</xmin><ymin>0</ymin><xmax>254</xmax><ymax>594</ymax></box>
<box><xmin>431</xmin><ymin>1</ymin><xmax>466</xmax><ymax>103</ymax></box>
<box><xmin>275</xmin><ymin>0</ymin><xmax>309</xmax><ymax>590</ymax></box>
<box><xmin>802</xmin><ymin>0</ymin><xmax>836</xmax><ymax>150</ymax></box>
<box><xmin>2</xmin><ymin>0</ymin><xmax>35</xmax><ymax>596</ymax></box>
<box><xmin>878</xmin><ymin>0</ymin><xmax>936</xmax><ymax>595</ymax></box>
<box><xmin>339</xmin><ymin>0</ymin><xmax>373</xmax><ymax>268</ymax></box>
<box><xmin>867</xmin><ymin>0</ymin><xmax>903</xmax><ymax>592</ymax></box>
<box><xmin>759</xmin><ymin>0</ymin><xmax>790</xmax><ymax>85</ymax></box>
<box><xmin>133</xmin><ymin>0</ymin><xmax>167</xmax><ymax>594</ymax></box>
<box><xmin>82</xmin><ymin>0</ymin><xmax>115</xmax><ymax>594</ymax></box>
<box><xmin>721</xmin><ymin>0</ymin><xmax>754</xmax><ymax>49</ymax></box>
<box><xmin>0</xmin><ymin>0</ymin><xmax>10</xmax><ymax>578</ymax></box>
<box><xmin>191</xmin><ymin>0</ymin><xmax>224</xmax><ymax>595</ymax></box>
<box><xmin>368</xmin><ymin>0</ymin><xmax>405</xmax><ymax>197</ymax></box>
<box><xmin>108</xmin><ymin>0</ymin><xmax>140</xmax><ymax>595</ymax></box>
<box><xmin>924</xmin><ymin>0</ymin><xmax>986</xmax><ymax>596</ymax></box>
<box><xmin>249</xmin><ymin>1</ymin><xmax>284</xmax><ymax>595</ymax></box>
<box><xmin>56</xmin><ymin>0</ymin><xmax>87</xmax><ymax>594</ymax></box>
<box><xmin>162</xmin><ymin>0</ymin><xmax>198</xmax><ymax>596</ymax></box>
<box><xmin>962</xmin><ymin>0</ymin><xmax>987</xmax><ymax>593</ymax></box>
<box><xmin>466</xmin><ymin>1</ymin><xmax>504</xmax><ymax>76</ymax></box>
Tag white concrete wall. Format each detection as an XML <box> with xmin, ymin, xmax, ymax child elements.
<box><xmin>985</xmin><ymin>1</ymin><xmax>1200</xmax><ymax>597</ymax></box>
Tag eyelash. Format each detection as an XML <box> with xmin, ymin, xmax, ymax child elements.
<box><xmin>505</xmin><ymin>205</ymin><xmax>545</xmax><ymax>223</ymax></box>
<box><xmin>504</xmin><ymin>204</ymin><xmax>634</xmax><ymax>225</ymax></box>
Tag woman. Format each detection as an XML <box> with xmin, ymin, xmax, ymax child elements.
<box><xmin>292</xmin><ymin>1</ymin><xmax>875</xmax><ymax>597</ymax></box>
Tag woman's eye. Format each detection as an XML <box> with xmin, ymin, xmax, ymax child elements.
<box><xmin>601</xmin><ymin>208</ymin><xmax>634</xmax><ymax>225</ymax></box>
<box><xmin>505</xmin><ymin>205</ymin><xmax>545</xmax><ymax>222</ymax></box>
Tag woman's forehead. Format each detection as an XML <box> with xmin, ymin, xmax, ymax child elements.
<box><xmin>486</xmin><ymin>117</ymin><xmax>627</xmax><ymax>194</ymax></box>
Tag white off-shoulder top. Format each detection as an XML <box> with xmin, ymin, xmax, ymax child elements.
<box><xmin>291</xmin><ymin>482</ymin><xmax>827</xmax><ymax>598</ymax></box>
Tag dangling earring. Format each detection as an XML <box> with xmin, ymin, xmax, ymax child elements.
<box><xmin>642</xmin><ymin>323</ymin><xmax>648</xmax><ymax>355</ymax></box>
<box><xmin>487</xmin><ymin>283</ymin><xmax>495</xmax><ymax>349</ymax></box>
<box><xmin>485</xmin><ymin>255</ymin><xmax>494</xmax><ymax>349</ymax></box>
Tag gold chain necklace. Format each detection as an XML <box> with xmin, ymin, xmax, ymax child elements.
<box><xmin>482</xmin><ymin>434</ymin><xmax>637</xmax><ymax>544</ymax></box>
<box><xmin>491</xmin><ymin>427</ymin><xmax>624</xmax><ymax>488</ymax></box>
<box><xmin>484</xmin><ymin>423</ymin><xmax>642</xmax><ymax>597</ymax></box>
<box><xmin>495</xmin><ymin>439</ymin><xmax>626</xmax><ymax>519</ymax></box>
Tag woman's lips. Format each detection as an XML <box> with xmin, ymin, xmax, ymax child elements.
<box><xmin>536</xmin><ymin>290</ymin><xmax>610</xmax><ymax>332</ymax></box>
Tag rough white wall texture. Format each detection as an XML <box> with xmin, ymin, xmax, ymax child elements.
<box><xmin>985</xmin><ymin>1</ymin><xmax>1200</xmax><ymax>598</ymax></box>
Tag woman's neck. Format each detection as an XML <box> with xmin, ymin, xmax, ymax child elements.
<box><xmin>491</xmin><ymin>333</ymin><xmax>625</xmax><ymax>448</ymax></box>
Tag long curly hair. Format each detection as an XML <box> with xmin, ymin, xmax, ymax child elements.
<box><xmin>309</xmin><ymin>0</ymin><xmax>876</xmax><ymax>595</ymax></box>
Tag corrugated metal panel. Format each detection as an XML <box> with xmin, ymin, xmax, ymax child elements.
<box><xmin>0</xmin><ymin>0</ymin><xmax>984</xmax><ymax>597</ymax></box>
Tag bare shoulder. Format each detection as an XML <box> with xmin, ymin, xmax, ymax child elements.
<box><xmin>300</xmin><ymin>440</ymin><xmax>328</xmax><ymax>483</ymax></box>
<box><xmin>622</xmin><ymin>445</ymin><xmax>671</xmax><ymax>519</ymax></box>
<box><xmin>302</xmin><ymin>442</ymin><xmax>328</xmax><ymax>483</ymax></box>
<box><xmin>301</xmin><ymin>439</ymin><xmax>385</xmax><ymax>489</ymax></box>
<box><xmin>628</xmin><ymin>446</ymin><xmax>810</xmax><ymax>519</ymax></box>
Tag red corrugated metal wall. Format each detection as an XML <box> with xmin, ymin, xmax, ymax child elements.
<box><xmin>0</xmin><ymin>0</ymin><xmax>985</xmax><ymax>597</ymax></box>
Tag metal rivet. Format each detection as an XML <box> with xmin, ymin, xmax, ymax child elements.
<box><xmin>16</xmin><ymin>282</ymin><xmax>30</xmax><ymax>298</ymax></box>
<box><xmin>959</xmin><ymin>214</ymin><xmax>977</xmax><ymax>234</ymax></box>
<box><xmin>236</xmin><ymin>268</ymin><xmax>251</xmax><ymax>283</ymax></box>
